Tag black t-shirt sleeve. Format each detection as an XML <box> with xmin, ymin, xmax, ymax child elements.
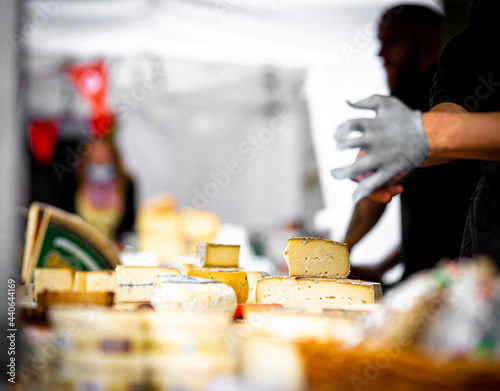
<box><xmin>429</xmin><ymin>28</ymin><xmax>474</xmax><ymax>110</ymax></box>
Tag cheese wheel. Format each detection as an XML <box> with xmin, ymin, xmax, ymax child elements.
<box><xmin>150</xmin><ymin>275</ymin><xmax>237</xmax><ymax>315</ymax></box>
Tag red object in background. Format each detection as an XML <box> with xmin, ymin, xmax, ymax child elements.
<box><xmin>29</xmin><ymin>119</ymin><xmax>59</xmax><ymax>166</ymax></box>
<box><xmin>233</xmin><ymin>303</ymin><xmax>283</xmax><ymax>319</ymax></box>
<box><xmin>89</xmin><ymin>114</ymin><xmax>115</xmax><ymax>138</ymax></box>
<box><xmin>65</xmin><ymin>60</ymin><xmax>111</xmax><ymax>119</ymax></box>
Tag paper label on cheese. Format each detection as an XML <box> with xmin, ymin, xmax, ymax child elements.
<box><xmin>284</xmin><ymin>237</ymin><xmax>350</xmax><ymax>278</ymax></box>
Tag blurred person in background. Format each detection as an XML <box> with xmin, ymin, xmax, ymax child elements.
<box><xmin>343</xmin><ymin>5</ymin><xmax>482</xmax><ymax>285</ymax></box>
<box><xmin>74</xmin><ymin>136</ymin><xmax>136</xmax><ymax>247</ymax></box>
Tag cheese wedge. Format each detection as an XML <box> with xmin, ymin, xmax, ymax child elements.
<box><xmin>284</xmin><ymin>237</ymin><xmax>350</xmax><ymax>278</ymax></box>
<box><xmin>194</xmin><ymin>243</ymin><xmax>240</xmax><ymax>268</ymax></box>
<box><xmin>187</xmin><ymin>269</ymin><xmax>248</xmax><ymax>304</ymax></box>
<box><xmin>34</xmin><ymin>268</ymin><xmax>74</xmax><ymax>301</ymax></box>
<box><xmin>256</xmin><ymin>276</ymin><xmax>382</xmax><ymax>313</ymax></box>
<box><xmin>150</xmin><ymin>275</ymin><xmax>237</xmax><ymax>315</ymax></box>
<box><xmin>245</xmin><ymin>271</ymin><xmax>269</xmax><ymax>304</ymax></box>
<box><xmin>116</xmin><ymin>266</ymin><xmax>180</xmax><ymax>303</ymax></box>
<box><xmin>87</xmin><ymin>271</ymin><xmax>117</xmax><ymax>293</ymax></box>
<box><xmin>73</xmin><ymin>271</ymin><xmax>89</xmax><ymax>292</ymax></box>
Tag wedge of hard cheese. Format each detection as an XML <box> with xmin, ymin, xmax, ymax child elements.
<box><xmin>187</xmin><ymin>269</ymin><xmax>248</xmax><ymax>304</ymax></box>
<box><xmin>34</xmin><ymin>268</ymin><xmax>74</xmax><ymax>301</ymax></box>
<box><xmin>256</xmin><ymin>276</ymin><xmax>382</xmax><ymax>313</ymax></box>
<box><xmin>194</xmin><ymin>243</ymin><xmax>240</xmax><ymax>268</ymax></box>
<box><xmin>116</xmin><ymin>265</ymin><xmax>180</xmax><ymax>303</ymax></box>
<box><xmin>284</xmin><ymin>237</ymin><xmax>350</xmax><ymax>278</ymax></box>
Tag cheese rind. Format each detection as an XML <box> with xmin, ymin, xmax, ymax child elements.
<box><xmin>284</xmin><ymin>237</ymin><xmax>350</xmax><ymax>278</ymax></box>
<box><xmin>194</xmin><ymin>243</ymin><xmax>240</xmax><ymax>268</ymax></box>
<box><xmin>150</xmin><ymin>275</ymin><xmax>237</xmax><ymax>315</ymax></box>
<box><xmin>187</xmin><ymin>269</ymin><xmax>249</xmax><ymax>304</ymax></box>
<box><xmin>245</xmin><ymin>271</ymin><xmax>269</xmax><ymax>304</ymax></box>
<box><xmin>34</xmin><ymin>268</ymin><xmax>74</xmax><ymax>300</ymax></box>
<box><xmin>256</xmin><ymin>276</ymin><xmax>382</xmax><ymax>313</ymax></box>
<box><xmin>116</xmin><ymin>266</ymin><xmax>180</xmax><ymax>303</ymax></box>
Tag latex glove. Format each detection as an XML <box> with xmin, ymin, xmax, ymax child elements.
<box><xmin>331</xmin><ymin>95</ymin><xmax>429</xmax><ymax>202</ymax></box>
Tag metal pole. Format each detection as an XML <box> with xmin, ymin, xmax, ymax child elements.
<box><xmin>1</xmin><ymin>0</ymin><xmax>23</xmax><ymax>384</ymax></box>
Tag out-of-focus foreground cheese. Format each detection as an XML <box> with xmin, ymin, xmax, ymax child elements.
<box><xmin>238</xmin><ymin>311</ymin><xmax>364</xmax><ymax>391</ymax></box>
<box><xmin>194</xmin><ymin>243</ymin><xmax>240</xmax><ymax>268</ymax></box>
<box><xmin>34</xmin><ymin>268</ymin><xmax>74</xmax><ymax>300</ymax></box>
<box><xmin>116</xmin><ymin>265</ymin><xmax>180</xmax><ymax>303</ymax></box>
<box><xmin>256</xmin><ymin>276</ymin><xmax>382</xmax><ymax>313</ymax></box>
<box><xmin>284</xmin><ymin>237</ymin><xmax>350</xmax><ymax>278</ymax></box>
<box><xmin>187</xmin><ymin>269</ymin><xmax>249</xmax><ymax>304</ymax></box>
<box><xmin>150</xmin><ymin>275</ymin><xmax>237</xmax><ymax>315</ymax></box>
<box><xmin>86</xmin><ymin>271</ymin><xmax>117</xmax><ymax>293</ymax></box>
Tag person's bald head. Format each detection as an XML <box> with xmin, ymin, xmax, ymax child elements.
<box><xmin>378</xmin><ymin>5</ymin><xmax>444</xmax><ymax>90</ymax></box>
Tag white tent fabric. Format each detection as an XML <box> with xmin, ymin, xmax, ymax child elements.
<box><xmin>23</xmin><ymin>0</ymin><xmax>443</xmax><ymax>265</ymax></box>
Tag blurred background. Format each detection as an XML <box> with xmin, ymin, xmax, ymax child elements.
<box><xmin>1</xmin><ymin>0</ymin><xmax>474</xmax><ymax>280</ymax></box>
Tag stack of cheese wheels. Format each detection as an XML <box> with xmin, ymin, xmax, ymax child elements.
<box><xmin>144</xmin><ymin>311</ymin><xmax>235</xmax><ymax>391</ymax></box>
<box><xmin>256</xmin><ymin>237</ymin><xmax>382</xmax><ymax>313</ymax></box>
<box><xmin>48</xmin><ymin>307</ymin><xmax>147</xmax><ymax>391</ymax></box>
<box><xmin>182</xmin><ymin>243</ymin><xmax>268</xmax><ymax>304</ymax></box>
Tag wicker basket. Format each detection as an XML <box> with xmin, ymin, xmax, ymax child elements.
<box><xmin>298</xmin><ymin>340</ymin><xmax>500</xmax><ymax>391</ymax></box>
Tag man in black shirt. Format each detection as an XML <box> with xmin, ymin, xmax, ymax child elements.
<box><xmin>344</xmin><ymin>5</ymin><xmax>482</xmax><ymax>283</ymax></box>
<box><xmin>335</xmin><ymin>0</ymin><xmax>500</xmax><ymax>266</ymax></box>
<box><xmin>429</xmin><ymin>0</ymin><xmax>500</xmax><ymax>260</ymax></box>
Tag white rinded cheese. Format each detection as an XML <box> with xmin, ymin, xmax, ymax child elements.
<box><xmin>284</xmin><ymin>237</ymin><xmax>350</xmax><ymax>278</ymax></box>
<box><xmin>194</xmin><ymin>243</ymin><xmax>240</xmax><ymax>268</ymax></box>
<box><xmin>150</xmin><ymin>275</ymin><xmax>237</xmax><ymax>315</ymax></box>
<box><xmin>116</xmin><ymin>265</ymin><xmax>180</xmax><ymax>303</ymax></box>
<box><xmin>256</xmin><ymin>276</ymin><xmax>382</xmax><ymax>313</ymax></box>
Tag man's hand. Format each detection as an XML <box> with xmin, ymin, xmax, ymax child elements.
<box><xmin>331</xmin><ymin>95</ymin><xmax>429</xmax><ymax>202</ymax></box>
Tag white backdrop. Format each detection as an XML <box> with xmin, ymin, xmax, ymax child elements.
<box><xmin>23</xmin><ymin>0</ymin><xmax>443</xmax><ymax>265</ymax></box>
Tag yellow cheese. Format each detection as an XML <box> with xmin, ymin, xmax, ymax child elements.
<box><xmin>194</xmin><ymin>243</ymin><xmax>240</xmax><ymax>268</ymax></box>
<box><xmin>34</xmin><ymin>268</ymin><xmax>74</xmax><ymax>301</ymax></box>
<box><xmin>73</xmin><ymin>271</ymin><xmax>89</xmax><ymax>292</ymax></box>
<box><xmin>87</xmin><ymin>271</ymin><xmax>117</xmax><ymax>293</ymax></box>
<box><xmin>284</xmin><ymin>237</ymin><xmax>350</xmax><ymax>278</ymax></box>
<box><xmin>187</xmin><ymin>269</ymin><xmax>248</xmax><ymax>304</ymax></box>
<box><xmin>256</xmin><ymin>276</ymin><xmax>382</xmax><ymax>313</ymax></box>
<box><xmin>37</xmin><ymin>290</ymin><xmax>114</xmax><ymax>309</ymax></box>
<box><xmin>115</xmin><ymin>266</ymin><xmax>180</xmax><ymax>303</ymax></box>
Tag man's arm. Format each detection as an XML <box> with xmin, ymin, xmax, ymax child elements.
<box><xmin>424</xmin><ymin>111</ymin><xmax>500</xmax><ymax>162</ymax></box>
<box><xmin>349</xmin><ymin>245</ymin><xmax>401</xmax><ymax>282</ymax></box>
<box><xmin>343</xmin><ymin>198</ymin><xmax>386</xmax><ymax>252</ymax></box>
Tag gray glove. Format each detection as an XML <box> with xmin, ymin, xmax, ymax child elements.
<box><xmin>331</xmin><ymin>95</ymin><xmax>429</xmax><ymax>202</ymax></box>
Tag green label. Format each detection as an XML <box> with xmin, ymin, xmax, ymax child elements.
<box><xmin>36</xmin><ymin>224</ymin><xmax>111</xmax><ymax>272</ymax></box>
